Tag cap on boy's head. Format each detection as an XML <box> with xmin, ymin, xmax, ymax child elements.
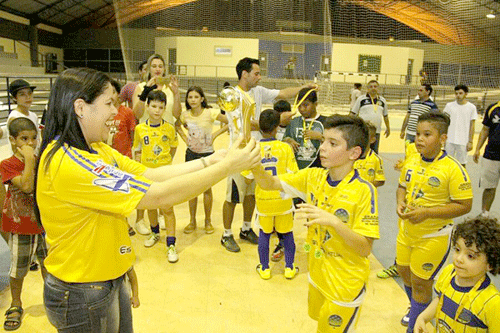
<box><xmin>146</xmin><ymin>90</ymin><xmax>167</xmax><ymax>105</ymax></box>
<box><xmin>8</xmin><ymin>117</ymin><xmax>37</xmax><ymax>138</ymax></box>
<box><xmin>273</xmin><ymin>100</ymin><xmax>291</xmax><ymax>113</ymax></box>
<box><xmin>452</xmin><ymin>216</ymin><xmax>500</xmax><ymax>275</ymax></box>
<box><xmin>417</xmin><ymin>111</ymin><xmax>450</xmax><ymax>135</ymax></box>
<box><xmin>259</xmin><ymin>109</ymin><xmax>280</xmax><ymax>134</ymax></box>
<box><xmin>324</xmin><ymin>115</ymin><xmax>369</xmax><ymax>159</ymax></box>
<box><xmin>297</xmin><ymin>87</ymin><xmax>317</xmax><ymax>104</ymax></box>
<box><xmin>9</xmin><ymin>79</ymin><xmax>36</xmax><ymax>98</ymax></box>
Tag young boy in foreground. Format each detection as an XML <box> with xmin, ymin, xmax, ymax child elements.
<box><xmin>252</xmin><ymin>114</ymin><xmax>379</xmax><ymax>332</ymax></box>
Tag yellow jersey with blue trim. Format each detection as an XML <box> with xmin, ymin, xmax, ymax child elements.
<box><xmin>133</xmin><ymin>120</ymin><xmax>178</xmax><ymax>167</ymax></box>
<box><xmin>279</xmin><ymin>168</ymin><xmax>379</xmax><ymax>302</ymax></box>
<box><xmin>37</xmin><ymin>141</ymin><xmax>152</xmax><ymax>283</ymax></box>
<box><xmin>250</xmin><ymin>138</ymin><xmax>298</xmax><ymax>216</ymax></box>
<box><xmin>434</xmin><ymin>264</ymin><xmax>500</xmax><ymax>333</ymax></box>
<box><xmin>399</xmin><ymin>151</ymin><xmax>472</xmax><ymax>238</ymax></box>
<box><xmin>354</xmin><ymin>148</ymin><xmax>385</xmax><ymax>185</ymax></box>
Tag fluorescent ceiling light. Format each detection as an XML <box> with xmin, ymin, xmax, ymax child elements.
<box><xmin>486</xmin><ymin>11</ymin><xmax>496</xmax><ymax>19</ymax></box>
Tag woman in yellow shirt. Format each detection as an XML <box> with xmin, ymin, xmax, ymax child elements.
<box><xmin>36</xmin><ymin>68</ymin><xmax>260</xmax><ymax>333</ymax></box>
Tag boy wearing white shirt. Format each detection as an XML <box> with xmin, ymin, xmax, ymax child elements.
<box><xmin>443</xmin><ymin>85</ymin><xmax>477</xmax><ymax>166</ymax></box>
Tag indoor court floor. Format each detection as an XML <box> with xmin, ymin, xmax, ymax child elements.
<box><xmin>0</xmin><ymin>112</ymin><xmax>498</xmax><ymax>332</ymax></box>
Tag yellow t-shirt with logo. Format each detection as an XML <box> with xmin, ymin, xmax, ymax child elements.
<box><xmin>354</xmin><ymin>148</ymin><xmax>385</xmax><ymax>185</ymax></box>
<box><xmin>434</xmin><ymin>264</ymin><xmax>500</xmax><ymax>333</ymax></box>
<box><xmin>280</xmin><ymin>168</ymin><xmax>379</xmax><ymax>302</ymax></box>
<box><xmin>399</xmin><ymin>151</ymin><xmax>473</xmax><ymax>237</ymax></box>
<box><xmin>37</xmin><ymin>141</ymin><xmax>151</xmax><ymax>282</ymax></box>
<box><xmin>133</xmin><ymin>120</ymin><xmax>178</xmax><ymax>167</ymax></box>
<box><xmin>244</xmin><ymin>138</ymin><xmax>298</xmax><ymax>216</ymax></box>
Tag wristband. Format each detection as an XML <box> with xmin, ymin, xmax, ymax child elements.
<box><xmin>138</xmin><ymin>84</ymin><xmax>158</xmax><ymax>102</ymax></box>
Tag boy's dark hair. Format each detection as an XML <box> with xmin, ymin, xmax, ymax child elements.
<box><xmin>273</xmin><ymin>100</ymin><xmax>291</xmax><ymax>113</ymax></box>
<box><xmin>423</xmin><ymin>83</ymin><xmax>433</xmax><ymax>95</ymax></box>
<box><xmin>418</xmin><ymin>111</ymin><xmax>450</xmax><ymax>135</ymax></box>
<box><xmin>455</xmin><ymin>84</ymin><xmax>469</xmax><ymax>93</ymax></box>
<box><xmin>236</xmin><ymin>58</ymin><xmax>259</xmax><ymax>80</ymax></box>
<box><xmin>259</xmin><ymin>109</ymin><xmax>280</xmax><ymax>134</ymax></box>
<box><xmin>297</xmin><ymin>87</ymin><xmax>317</xmax><ymax>104</ymax></box>
<box><xmin>110</xmin><ymin>79</ymin><xmax>121</xmax><ymax>94</ymax></box>
<box><xmin>9</xmin><ymin>117</ymin><xmax>37</xmax><ymax>138</ymax></box>
<box><xmin>367</xmin><ymin>80</ymin><xmax>378</xmax><ymax>86</ymax></box>
<box><xmin>223</xmin><ymin>81</ymin><xmax>231</xmax><ymax>88</ymax></box>
<box><xmin>146</xmin><ymin>90</ymin><xmax>167</xmax><ymax>105</ymax></box>
<box><xmin>451</xmin><ymin>217</ymin><xmax>500</xmax><ymax>275</ymax></box>
<box><xmin>138</xmin><ymin>60</ymin><xmax>147</xmax><ymax>72</ymax></box>
<box><xmin>324</xmin><ymin>115</ymin><xmax>369</xmax><ymax>158</ymax></box>
<box><xmin>354</xmin><ymin>83</ymin><xmax>362</xmax><ymax>89</ymax></box>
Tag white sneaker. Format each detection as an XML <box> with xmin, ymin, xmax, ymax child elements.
<box><xmin>158</xmin><ymin>215</ymin><xmax>166</xmax><ymax>230</ymax></box>
<box><xmin>135</xmin><ymin>219</ymin><xmax>150</xmax><ymax>235</ymax></box>
<box><xmin>167</xmin><ymin>245</ymin><xmax>179</xmax><ymax>263</ymax></box>
<box><xmin>144</xmin><ymin>233</ymin><xmax>160</xmax><ymax>247</ymax></box>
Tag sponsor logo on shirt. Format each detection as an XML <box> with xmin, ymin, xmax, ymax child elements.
<box><xmin>119</xmin><ymin>245</ymin><xmax>132</xmax><ymax>254</ymax></box>
<box><xmin>92</xmin><ymin>160</ymin><xmax>133</xmax><ymax>193</ymax></box>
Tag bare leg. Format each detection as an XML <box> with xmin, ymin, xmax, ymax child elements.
<box><xmin>203</xmin><ymin>188</ymin><xmax>213</xmax><ymax>224</ymax></box>
<box><xmin>147</xmin><ymin>209</ymin><xmax>159</xmax><ymax>228</ymax></box>
<box><xmin>223</xmin><ymin>200</ymin><xmax>236</xmax><ymax>230</ymax></box>
<box><xmin>482</xmin><ymin>188</ymin><xmax>496</xmax><ymax>212</ymax></box>
<box><xmin>242</xmin><ymin>195</ymin><xmax>255</xmax><ymax>223</ymax></box>
<box><xmin>188</xmin><ymin>197</ymin><xmax>197</xmax><ymax>226</ymax></box>
<box><xmin>136</xmin><ymin>209</ymin><xmax>145</xmax><ymax>222</ymax></box>
<box><xmin>9</xmin><ymin>277</ymin><xmax>23</xmax><ymax>308</ymax></box>
<box><xmin>163</xmin><ymin>207</ymin><xmax>176</xmax><ymax>238</ymax></box>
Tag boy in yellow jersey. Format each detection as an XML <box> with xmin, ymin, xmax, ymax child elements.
<box><xmin>354</xmin><ymin>122</ymin><xmax>385</xmax><ymax>187</ymax></box>
<box><xmin>244</xmin><ymin>110</ymin><xmax>299</xmax><ymax>280</ymax></box>
<box><xmin>415</xmin><ymin>217</ymin><xmax>500</xmax><ymax>333</ymax></box>
<box><xmin>133</xmin><ymin>90</ymin><xmax>180</xmax><ymax>263</ymax></box>
<box><xmin>252</xmin><ymin>115</ymin><xmax>379</xmax><ymax>332</ymax></box>
<box><xmin>396</xmin><ymin>111</ymin><xmax>473</xmax><ymax>332</ymax></box>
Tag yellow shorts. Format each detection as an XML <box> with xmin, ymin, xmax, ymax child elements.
<box><xmin>308</xmin><ymin>284</ymin><xmax>362</xmax><ymax>333</ymax></box>
<box><xmin>396</xmin><ymin>230</ymin><xmax>450</xmax><ymax>280</ymax></box>
<box><xmin>256</xmin><ymin>213</ymin><xmax>293</xmax><ymax>234</ymax></box>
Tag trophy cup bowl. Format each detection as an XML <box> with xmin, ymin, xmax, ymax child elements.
<box><xmin>217</xmin><ymin>87</ymin><xmax>240</xmax><ymax>113</ymax></box>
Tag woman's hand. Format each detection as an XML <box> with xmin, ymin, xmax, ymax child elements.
<box><xmin>223</xmin><ymin>136</ymin><xmax>261</xmax><ymax>172</ymax></box>
<box><xmin>145</xmin><ymin>76</ymin><xmax>157</xmax><ymax>87</ymax></box>
<box><xmin>169</xmin><ymin>75</ymin><xmax>179</xmax><ymax>95</ymax></box>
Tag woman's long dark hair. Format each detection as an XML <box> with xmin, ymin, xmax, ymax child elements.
<box><xmin>185</xmin><ymin>86</ymin><xmax>210</xmax><ymax>110</ymax></box>
<box><xmin>35</xmin><ymin>68</ymin><xmax>110</xmax><ymax>224</ymax></box>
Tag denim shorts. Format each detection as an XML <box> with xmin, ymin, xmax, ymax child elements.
<box><xmin>44</xmin><ymin>273</ymin><xmax>133</xmax><ymax>333</ymax></box>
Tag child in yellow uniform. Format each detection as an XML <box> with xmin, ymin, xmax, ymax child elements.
<box><xmin>244</xmin><ymin>110</ymin><xmax>298</xmax><ymax>279</ymax></box>
<box><xmin>415</xmin><ymin>217</ymin><xmax>500</xmax><ymax>333</ymax></box>
<box><xmin>252</xmin><ymin>115</ymin><xmax>379</xmax><ymax>332</ymax></box>
<box><xmin>396</xmin><ymin>111</ymin><xmax>473</xmax><ymax>332</ymax></box>
<box><xmin>354</xmin><ymin>122</ymin><xmax>385</xmax><ymax>187</ymax></box>
<box><xmin>133</xmin><ymin>90</ymin><xmax>180</xmax><ymax>263</ymax></box>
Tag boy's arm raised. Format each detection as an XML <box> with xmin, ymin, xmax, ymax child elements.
<box><xmin>251</xmin><ymin>164</ymin><xmax>283</xmax><ymax>191</ymax></box>
<box><xmin>11</xmin><ymin>146</ymin><xmax>35</xmax><ymax>193</ymax></box>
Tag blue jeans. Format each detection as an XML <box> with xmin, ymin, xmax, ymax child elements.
<box><xmin>44</xmin><ymin>273</ymin><xmax>133</xmax><ymax>333</ymax></box>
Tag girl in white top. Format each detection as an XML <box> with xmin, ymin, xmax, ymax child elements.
<box><xmin>175</xmin><ymin>86</ymin><xmax>228</xmax><ymax>234</ymax></box>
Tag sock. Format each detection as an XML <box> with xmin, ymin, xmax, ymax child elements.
<box><xmin>281</xmin><ymin>232</ymin><xmax>296</xmax><ymax>269</ymax></box>
<box><xmin>241</xmin><ymin>221</ymin><xmax>252</xmax><ymax>231</ymax></box>
<box><xmin>223</xmin><ymin>229</ymin><xmax>233</xmax><ymax>237</ymax></box>
<box><xmin>404</xmin><ymin>285</ymin><xmax>412</xmax><ymax>302</ymax></box>
<box><xmin>166</xmin><ymin>236</ymin><xmax>176</xmax><ymax>247</ymax></box>
<box><xmin>482</xmin><ymin>211</ymin><xmax>489</xmax><ymax>218</ymax></box>
<box><xmin>151</xmin><ymin>225</ymin><xmax>160</xmax><ymax>234</ymax></box>
<box><xmin>407</xmin><ymin>299</ymin><xmax>430</xmax><ymax>333</ymax></box>
<box><xmin>258</xmin><ymin>230</ymin><xmax>271</xmax><ymax>270</ymax></box>
<box><xmin>277</xmin><ymin>232</ymin><xmax>284</xmax><ymax>247</ymax></box>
